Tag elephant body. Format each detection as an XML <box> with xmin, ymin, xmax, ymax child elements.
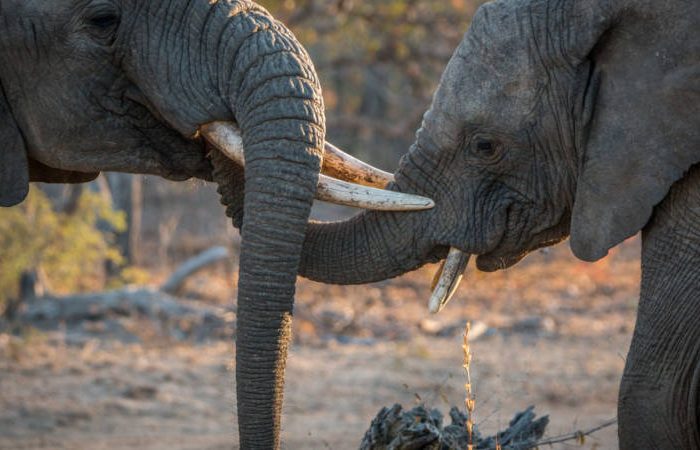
<box><xmin>620</xmin><ymin>165</ymin><xmax>700</xmax><ymax>449</ymax></box>
<box><xmin>297</xmin><ymin>0</ymin><xmax>700</xmax><ymax>447</ymax></box>
<box><xmin>1</xmin><ymin>1</ymin><xmax>326</xmax><ymax>448</ymax></box>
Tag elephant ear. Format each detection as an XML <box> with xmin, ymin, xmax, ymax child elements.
<box><xmin>0</xmin><ymin>84</ymin><xmax>29</xmax><ymax>207</ymax></box>
<box><xmin>569</xmin><ymin>16</ymin><xmax>700</xmax><ymax>261</ymax></box>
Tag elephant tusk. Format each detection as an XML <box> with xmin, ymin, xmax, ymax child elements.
<box><xmin>200</xmin><ymin>121</ymin><xmax>394</xmax><ymax>188</ymax></box>
<box><xmin>314</xmin><ymin>176</ymin><xmax>434</xmax><ymax>211</ymax></box>
<box><xmin>322</xmin><ymin>142</ymin><xmax>395</xmax><ymax>189</ymax></box>
<box><xmin>428</xmin><ymin>247</ymin><xmax>470</xmax><ymax>314</ymax></box>
<box><xmin>200</xmin><ymin>121</ymin><xmax>435</xmax><ymax>212</ymax></box>
<box><xmin>200</xmin><ymin>122</ymin><xmax>245</xmax><ymax>165</ymax></box>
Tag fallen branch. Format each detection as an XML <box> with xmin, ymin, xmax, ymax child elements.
<box><xmin>19</xmin><ymin>288</ymin><xmax>213</xmax><ymax>323</ymax></box>
<box><xmin>15</xmin><ymin>287</ymin><xmax>236</xmax><ymax>343</ymax></box>
<box><xmin>160</xmin><ymin>246</ymin><xmax>230</xmax><ymax>295</ymax></box>
<box><xmin>527</xmin><ymin>417</ymin><xmax>617</xmax><ymax>448</ymax></box>
<box><xmin>8</xmin><ymin>247</ymin><xmax>235</xmax><ymax>341</ymax></box>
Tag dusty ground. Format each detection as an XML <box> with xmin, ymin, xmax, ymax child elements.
<box><xmin>0</xmin><ymin>238</ymin><xmax>640</xmax><ymax>449</ymax></box>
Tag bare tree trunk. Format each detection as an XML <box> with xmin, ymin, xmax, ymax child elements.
<box><xmin>129</xmin><ymin>175</ymin><xmax>143</xmax><ymax>265</ymax></box>
<box><xmin>62</xmin><ymin>184</ymin><xmax>84</xmax><ymax>215</ymax></box>
<box><xmin>37</xmin><ymin>183</ymin><xmax>83</xmax><ymax>213</ymax></box>
<box><xmin>106</xmin><ymin>173</ymin><xmax>143</xmax><ymax>266</ymax></box>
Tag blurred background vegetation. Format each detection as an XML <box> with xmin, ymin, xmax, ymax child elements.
<box><xmin>0</xmin><ymin>0</ymin><xmax>484</xmax><ymax>314</ymax></box>
<box><xmin>0</xmin><ymin>188</ymin><xmax>125</xmax><ymax>309</ymax></box>
<box><xmin>267</xmin><ymin>0</ymin><xmax>481</xmax><ymax>168</ymax></box>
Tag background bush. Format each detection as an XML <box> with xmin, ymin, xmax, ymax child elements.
<box><xmin>0</xmin><ymin>187</ymin><xmax>125</xmax><ymax>310</ymax></box>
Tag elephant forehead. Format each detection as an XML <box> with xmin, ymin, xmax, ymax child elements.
<box><xmin>435</xmin><ymin>0</ymin><xmax>542</xmax><ymax>121</ymax></box>
<box><xmin>0</xmin><ymin>0</ymin><xmax>73</xmax><ymax>48</ymax></box>
<box><xmin>1</xmin><ymin>0</ymin><xmax>70</xmax><ymax>16</ymax></box>
<box><xmin>435</xmin><ymin>50</ymin><xmax>540</xmax><ymax>126</ymax></box>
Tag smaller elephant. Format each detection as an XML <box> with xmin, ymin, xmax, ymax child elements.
<box><xmin>296</xmin><ymin>0</ymin><xmax>700</xmax><ymax>448</ymax></box>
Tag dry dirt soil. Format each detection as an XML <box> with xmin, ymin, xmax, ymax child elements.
<box><xmin>0</xmin><ymin>238</ymin><xmax>641</xmax><ymax>449</ymax></box>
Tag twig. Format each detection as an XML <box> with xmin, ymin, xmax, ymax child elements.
<box><xmin>463</xmin><ymin>322</ymin><xmax>475</xmax><ymax>450</ymax></box>
<box><xmin>527</xmin><ymin>418</ymin><xmax>617</xmax><ymax>448</ymax></box>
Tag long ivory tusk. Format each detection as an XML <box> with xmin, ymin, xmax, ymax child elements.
<box><xmin>322</xmin><ymin>142</ymin><xmax>394</xmax><ymax>188</ymax></box>
<box><xmin>315</xmin><ymin>176</ymin><xmax>433</xmax><ymax>211</ymax></box>
<box><xmin>199</xmin><ymin>121</ymin><xmax>393</xmax><ymax>188</ymax></box>
<box><xmin>428</xmin><ymin>248</ymin><xmax>470</xmax><ymax>314</ymax></box>
<box><xmin>200</xmin><ymin>121</ymin><xmax>435</xmax><ymax>211</ymax></box>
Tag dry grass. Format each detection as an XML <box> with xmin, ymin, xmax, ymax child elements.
<box><xmin>463</xmin><ymin>322</ymin><xmax>475</xmax><ymax>450</ymax></box>
<box><xmin>0</xmin><ymin>236</ymin><xmax>640</xmax><ymax>449</ymax></box>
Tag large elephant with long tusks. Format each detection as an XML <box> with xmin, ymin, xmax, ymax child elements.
<box><xmin>0</xmin><ymin>1</ymin><xmax>432</xmax><ymax>448</ymax></box>
<box><xmin>294</xmin><ymin>0</ymin><xmax>696</xmax><ymax>448</ymax></box>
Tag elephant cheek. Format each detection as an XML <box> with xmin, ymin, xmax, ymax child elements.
<box><xmin>475</xmin><ymin>253</ymin><xmax>526</xmax><ymax>272</ymax></box>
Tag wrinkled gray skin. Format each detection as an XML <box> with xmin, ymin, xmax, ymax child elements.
<box><xmin>296</xmin><ymin>0</ymin><xmax>700</xmax><ymax>448</ymax></box>
<box><xmin>0</xmin><ymin>0</ymin><xmax>325</xmax><ymax>448</ymax></box>
<box><xmin>3</xmin><ymin>0</ymin><xmax>699</xmax><ymax>448</ymax></box>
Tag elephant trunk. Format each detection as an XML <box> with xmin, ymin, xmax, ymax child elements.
<box><xmin>229</xmin><ymin>129</ymin><xmax>320</xmax><ymax>449</ymax></box>
<box><xmin>133</xmin><ymin>3</ymin><xmax>326</xmax><ymax>447</ymax></box>
<box><xmin>219</xmin><ymin>33</ymin><xmax>323</xmax><ymax>450</ymax></box>
<box><xmin>298</xmin><ymin>210</ymin><xmax>430</xmax><ymax>284</ymax></box>
<box><xmin>298</xmin><ymin>135</ymin><xmax>446</xmax><ymax>284</ymax></box>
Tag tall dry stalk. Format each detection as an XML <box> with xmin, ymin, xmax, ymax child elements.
<box><xmin>462</xmin><ymin>322</ymin><xmax>475</xmax><ymax>450</ymax></box>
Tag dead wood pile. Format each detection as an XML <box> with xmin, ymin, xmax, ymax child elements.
<box><xmin>3</xmin><ymin>247</ymin><xmax>236</xmax><ymax>342</ymax></box>
<box><xmin>360</xmin><ymin>404</ymin><xmax>548</xmax><ymax>450</ymax></box>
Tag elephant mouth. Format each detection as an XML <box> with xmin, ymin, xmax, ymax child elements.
<box><xmin>427</xmin><ymin>208</ymin><xmax>512</xmax><ymax>313</ymax></box>
<box><xmin>427</xmin><ymin>209</ymin><xmax>539</xmax><ymax>313</ymax></box>
<box><xmin>476</xmin><ymin>222</ymin><xmax>570</xmax><ymax>273</ymax></box>
<box><xmin>158</xmin><ymin>136</ymin><xmax>211</xmax><ymax>181</ymax></box>
<box><xmin>476</xmin><ymin>251</ymin><xmax>526</xmax><ymax>272</ymax></box>
<box><xmin>427</xmin><ymin>204</ymin><xmax>572</xmax><ymax>314</ymax></box>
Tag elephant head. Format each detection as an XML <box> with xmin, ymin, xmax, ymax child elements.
<box><xmin>0</xmin><ymin>0</ymin><xmax>433</xmax><ymax>447</ymax></box>
<box><xmin>298</xmin><ymin>0</ymin><xmax>700</xmax><ymax>306</ymax></box>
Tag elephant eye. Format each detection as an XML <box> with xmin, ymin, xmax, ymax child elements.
<box><xmin>472</xmin><ymin>137</ymin><xmax>500</xmax><ymax>158</ymax></box>
<box><xmin>476</xmin><ymin>140</ymin><xmax>494</xmax><ymax>154</ymax></box>
<box><xmin>85</xmin><ymin>7</ymin><xmax>121</xmax><ymax>44</ymax></box>
<box><xmin>89</xmin><ymin>14</ymin><xmax>119</xmax><ymax>30</ymax></box>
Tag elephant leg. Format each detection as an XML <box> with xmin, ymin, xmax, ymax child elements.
<box><xmin>619</xmin><ymin>166</ymin><xmax>700</xmax><ymax>449</ymax></box>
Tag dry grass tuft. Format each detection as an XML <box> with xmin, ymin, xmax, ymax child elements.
<box><xmin>462</xmin><ymin>322</ymin><xmax>475</xmax><ymax>450</ymax></box>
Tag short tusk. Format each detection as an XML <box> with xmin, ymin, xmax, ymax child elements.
<box><xmin>322</xmin><ymin>142</ymin><xmax>394</xmax><ymax>188</ymax></box>
<box><xmin>428</xmin><ymin>248</ymin><xmax>470</xmax><ymax>314</ymax></box>
<box><xmin>200</xmin><ymin>121</ymin><xmax>435</xmax><ymax>211</ymax></box>
<box><xmin>200</xmin><ymin>122</ymin><xmax>245</xmax><ymax>166</ymax></box>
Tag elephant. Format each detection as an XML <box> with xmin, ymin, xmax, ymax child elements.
<box><xmin>0</xmin><ymin>0</ymin><xmax>434</xmax><ymax>448</ymax></box>
<box><xmin>294</xmin><ymin>0</ymin><xmax>700</xmax><ymax>448</ymax></box>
